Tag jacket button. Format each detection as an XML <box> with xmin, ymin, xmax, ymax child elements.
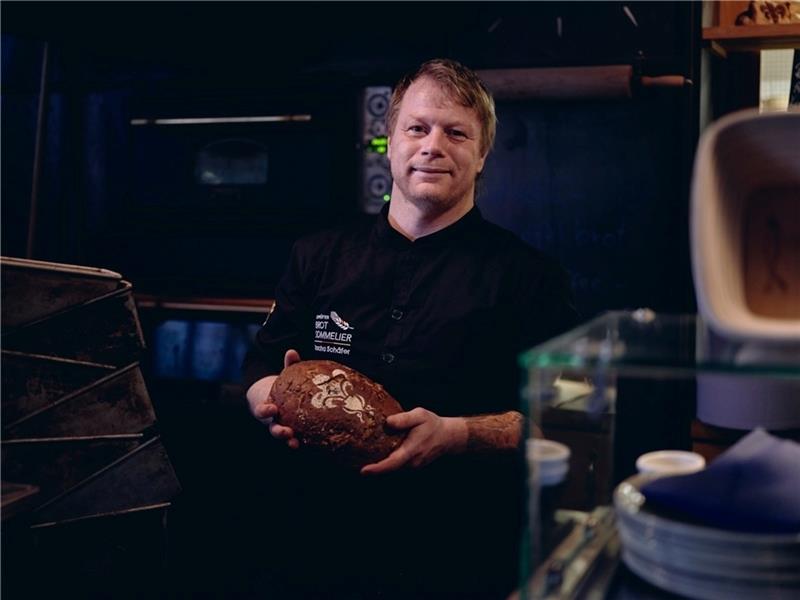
<box><xmin>381</xmin><ymin>352</ymin><xmax>395</xmax><ymax>364</ymax></box>
<box><xmin>391</xmin><ymin>308</ymin><xmax>403</xmax><ymax>321</ymax></box>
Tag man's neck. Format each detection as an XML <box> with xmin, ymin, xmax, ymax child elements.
<box><xmin>387</xmin><ymin>196</ymin><xmax>475</xmax><ymax>241</ymax></box>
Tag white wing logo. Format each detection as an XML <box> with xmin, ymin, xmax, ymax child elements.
<box><xmin>330</xmin><ymin>311</ymin><xmax>354</xmax><ymax>331</ymax></box>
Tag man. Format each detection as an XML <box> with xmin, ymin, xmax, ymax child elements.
<box><xmin>243</xmin><ymin>59</ymin><xmax>577</xmax><ymax>599</ymax></box>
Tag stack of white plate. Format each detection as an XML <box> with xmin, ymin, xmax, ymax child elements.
<box><xmin>614</xmin><ymin>475</ymin><xmax>800</xmax><ymax>600</ymax></box>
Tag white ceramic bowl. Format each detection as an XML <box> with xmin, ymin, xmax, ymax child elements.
<box><xmin>636</xmin><ymin>450</ymin><xmax>706</xmax><ymax>476</ymax></box>
<box><xmin>526</xmin><ymin>439</ymin><xmax>571</xmax><ymax>486</ymax></box>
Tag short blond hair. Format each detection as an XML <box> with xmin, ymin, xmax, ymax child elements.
<box><xmin>386</xmin><ymin>59</ymin><xmax>496</xmax><ymax>157</ymax></box>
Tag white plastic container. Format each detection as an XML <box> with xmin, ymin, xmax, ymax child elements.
<box><xmin>691</xmin><ymin>108</ymin><xmax>800</xmax><ymax>344</ymax></box>
<box><xmin>691</xmin><ymin>109</ymin><xmax>800</xmax><ymax>429</ymax></box>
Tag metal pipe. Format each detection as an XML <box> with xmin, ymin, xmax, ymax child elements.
<box><xmin>27</xmin><ymin>41</ymin><xmax>50</xmax><ymax>259</ymax></box>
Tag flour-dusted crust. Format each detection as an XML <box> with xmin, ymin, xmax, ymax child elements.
<box><xmin>269</xmin><ymin>360</ymin><xmax>405</xmax><ymax>468</ymax></box>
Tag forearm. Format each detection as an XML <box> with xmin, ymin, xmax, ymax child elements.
<box><xmin>463</xmin><ymin>410</ymin><xmax>525</xmax><ymax>453</ymax></box>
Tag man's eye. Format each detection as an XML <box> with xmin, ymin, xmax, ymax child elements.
<box><xmin>407</xmin><ymin>125</ymin><xmax>425</xmax><ymax>134</ymax></box>
<box><xmin>448</xmin><ymin>129</ymin><xmax>467</xmax><ymax>138</ymax></box>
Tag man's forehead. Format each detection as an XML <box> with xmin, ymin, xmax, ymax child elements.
<box><xmin>405</xmin><ymin>77</ymin><xmax>458</xmax><ymax>105</ymax></box>
<box><xmin>400</xmin><ymin>78</ymin><xmax>478</xmax><ymax>120</ymax></box>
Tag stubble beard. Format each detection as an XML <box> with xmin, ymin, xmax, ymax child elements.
<box><xmin>409</xmin><ymin>191</ymin><xmax>456</xmax><ymax>216</ymax></box>
<box><xmin>397</xmin><ymin>179</ymin><xmax>475</xmax><ymax>219</ymax></box>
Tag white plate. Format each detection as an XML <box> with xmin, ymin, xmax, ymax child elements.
<box><xmin>614</xmin><ymin>475</ymin><xmax>800</xmax><ymax>598</ymax></box>
<box><xmin>622</xmin><ymin>546</ymin><xmax>800</xmax><ymax>600</ymax></box>
<box><xmin>616</xmin><ymin>509</ymin><xmax>800</xmax><ymax>569</ymax></box>
<box><xmin>614</xmin><ymin>475</ymin><xmax>800</xmax><ymax>549</ymax></box>
<box><xmin>617</xmin><ymin>524</ymin><xmax>800</xmax><ymax>582</ymax></box>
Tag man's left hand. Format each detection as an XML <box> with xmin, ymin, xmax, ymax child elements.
<box><xmin>360</xmin><ymin>407</ymin><xmax>467</xmax><ymax>475</ymax></box>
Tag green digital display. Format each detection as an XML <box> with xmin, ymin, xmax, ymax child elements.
<box><xmin>369</xmin><ymin>136</ymin><xmax>388</xmax><ymax>154</ymax></box>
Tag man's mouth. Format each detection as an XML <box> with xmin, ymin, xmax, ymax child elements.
<box><xmin>411</xmin><ymin>167</ymin><xmax>450</xmax><ymax>175</ymax></box>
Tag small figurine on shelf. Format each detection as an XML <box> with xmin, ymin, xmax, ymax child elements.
<box><xmin>735</xmin><ymin>0</ymin><xmax>800</xmax><ymax>25</ymax></box>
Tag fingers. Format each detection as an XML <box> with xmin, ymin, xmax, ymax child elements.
<box><xmin>270</xmin><ymin>423</ymin><xmax>294</xmax><ymax>439</ymax></box>
<box><xmin>269</xmin><ymin>422</ymin><xmax>300</xmax><ymax>449</ymax></box>
<box><xmin>364</xmin><ymin>408</ymin><xmax>454</xmax><ymax>475</ymax></box>
<box><xmin>284</xmin><ymin>349</ymin><xmax>301</xmax><ymax>368</ymax></box>
<box><xmin>254</xmin><ymin>402</ymin><xmax>279</xmax><ymax>421</ymax></box>
<box><xmin>361</xmin><ymin>446</ymin><xmax>411</xmax><ymax>476</ymax></box>
<box><xmin>254</xmin><ymin>401</ymin><xmax>298</xmax><ymax>447</ymax></box>
<box><xmin>385</xmin><ymin>407</ymin><xmax>429</xmax><ymax>431</ymax></box>
<box><xmin>250</xmin><ymin>351</ymin><xmax>299</xmax><ymax>450</ymax></box>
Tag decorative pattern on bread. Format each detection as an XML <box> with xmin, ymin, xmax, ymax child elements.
<box><xmin>269</xmin><ymin>360</ymin><xmax>405</xmax><ymax>468</ymax></box>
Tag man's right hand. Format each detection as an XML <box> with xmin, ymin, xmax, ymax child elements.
<box><xmin>246</xmin><ymin>349</ymin><xmax>302</xmax><ymax>449</ymax></box>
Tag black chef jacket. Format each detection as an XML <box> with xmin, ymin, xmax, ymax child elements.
<box><xmin>242</xmin><ymin>204</ymin><xmax>578</xmax><ymax>599</ymax></box>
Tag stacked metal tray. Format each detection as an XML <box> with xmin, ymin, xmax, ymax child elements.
<box><xmin>1</xmin><ymin>256</ymin><xmax>180</xmax><ymax>530</ymax></box>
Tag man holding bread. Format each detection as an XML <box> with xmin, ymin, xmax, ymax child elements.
<box><xmin>243</xmin><ymin>59</ymin><xmax>577</xmax><ymax>599</ymax></box>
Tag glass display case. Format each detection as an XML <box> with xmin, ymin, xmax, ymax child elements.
<box><xmin>518</xmin><ymin>310</ymin><xmax>800</xmax><ymax>599</ymax></box>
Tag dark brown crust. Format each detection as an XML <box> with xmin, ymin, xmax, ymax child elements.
<box><xmin>269</xmin><ymin>360</ymin><xmax>405</xmax><ymax>468</ymax></box>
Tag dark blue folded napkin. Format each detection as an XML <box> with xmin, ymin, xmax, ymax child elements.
<box><xmin>641</xmin><ymin>428</ymin><xmax>800</xmax><ymax>533</ymax></box>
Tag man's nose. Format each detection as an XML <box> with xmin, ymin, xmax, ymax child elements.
<box><xmin>421</xmin><ymin>127</ymin><xmax>446</xmax><ymax>156</ymax></box>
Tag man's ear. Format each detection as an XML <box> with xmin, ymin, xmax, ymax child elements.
<box><xmin>476</xmin><ymin>152</ymin><xmax>487</xmax><ymax>175</ymax></box>
<box><xmin>386</xmin><ymin>136</ymin><xmax>392</xmax><ymax>161</ymax></box>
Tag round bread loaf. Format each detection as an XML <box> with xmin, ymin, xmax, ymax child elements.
<box><xmin>269</xmin><ymin>360</ymin><xmax>405</xmax><ymax>468</ymax></box>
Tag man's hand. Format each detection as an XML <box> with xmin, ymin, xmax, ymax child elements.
<box><xmin>360</xmin><ymin>409</ymin><xmax>527</xmax><ymax>476</ymax></box>
<box><xmin>360</xmin><ymin>407</ymin><xmax>468</xmax><ymax>475</ymax></box>
<box><xmin>246</xmin><ymin>349</ymin><xmax>302</xmax><ymax>449</ymax></box>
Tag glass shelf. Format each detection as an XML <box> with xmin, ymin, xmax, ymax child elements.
<box><xmin>520</xmin><ymin>310</ymin><xmax>800</xmax><ymax>379</ymax></box>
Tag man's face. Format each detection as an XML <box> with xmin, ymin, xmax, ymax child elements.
<box><xmin>388</xmin><ymin>77</ymin><xmax>486</xmax><ymax>215</ymax></box>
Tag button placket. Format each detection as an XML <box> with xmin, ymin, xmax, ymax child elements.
<box><xmin>381</xmin><ymin>248</ymin><xmax>418</xmax><ymax>366</ymax></box>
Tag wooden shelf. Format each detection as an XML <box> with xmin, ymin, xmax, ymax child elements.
<box><xmin>703</xmin><ymin>24</ymin><xmax>800</xmax><ymax>56</ymax></box>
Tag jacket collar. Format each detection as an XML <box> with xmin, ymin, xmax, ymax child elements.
<box><xmin>373</xmin><ymin>202</ymin><xmax>484</xmax><ymax>248</ymax></box>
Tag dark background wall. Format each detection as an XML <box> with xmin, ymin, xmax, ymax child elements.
<box><xmin>3</xmin><ymin>1</ymin><xmax>701</xmax><ymax>317</ymax></box>
<box><xmin>2</xmin><ymin>2</ymin><xmax>701</xmax><ymax>595</ymax></box>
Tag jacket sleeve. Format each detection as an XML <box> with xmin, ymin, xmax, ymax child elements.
<box><xmin>241</xmin><ymin>238</ymin><xmax>318</xmax><ymax>389</ymax></box>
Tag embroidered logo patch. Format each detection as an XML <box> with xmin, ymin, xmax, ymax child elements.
<box><xmin>314</xmin><ymin>311</ymin><xmax>354</xmax><ymax>356</ymax></box>
<box><xmin>330</xmin><ymin>311</ymin><xmax>354</xmax><ymax>331</ymax></box>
